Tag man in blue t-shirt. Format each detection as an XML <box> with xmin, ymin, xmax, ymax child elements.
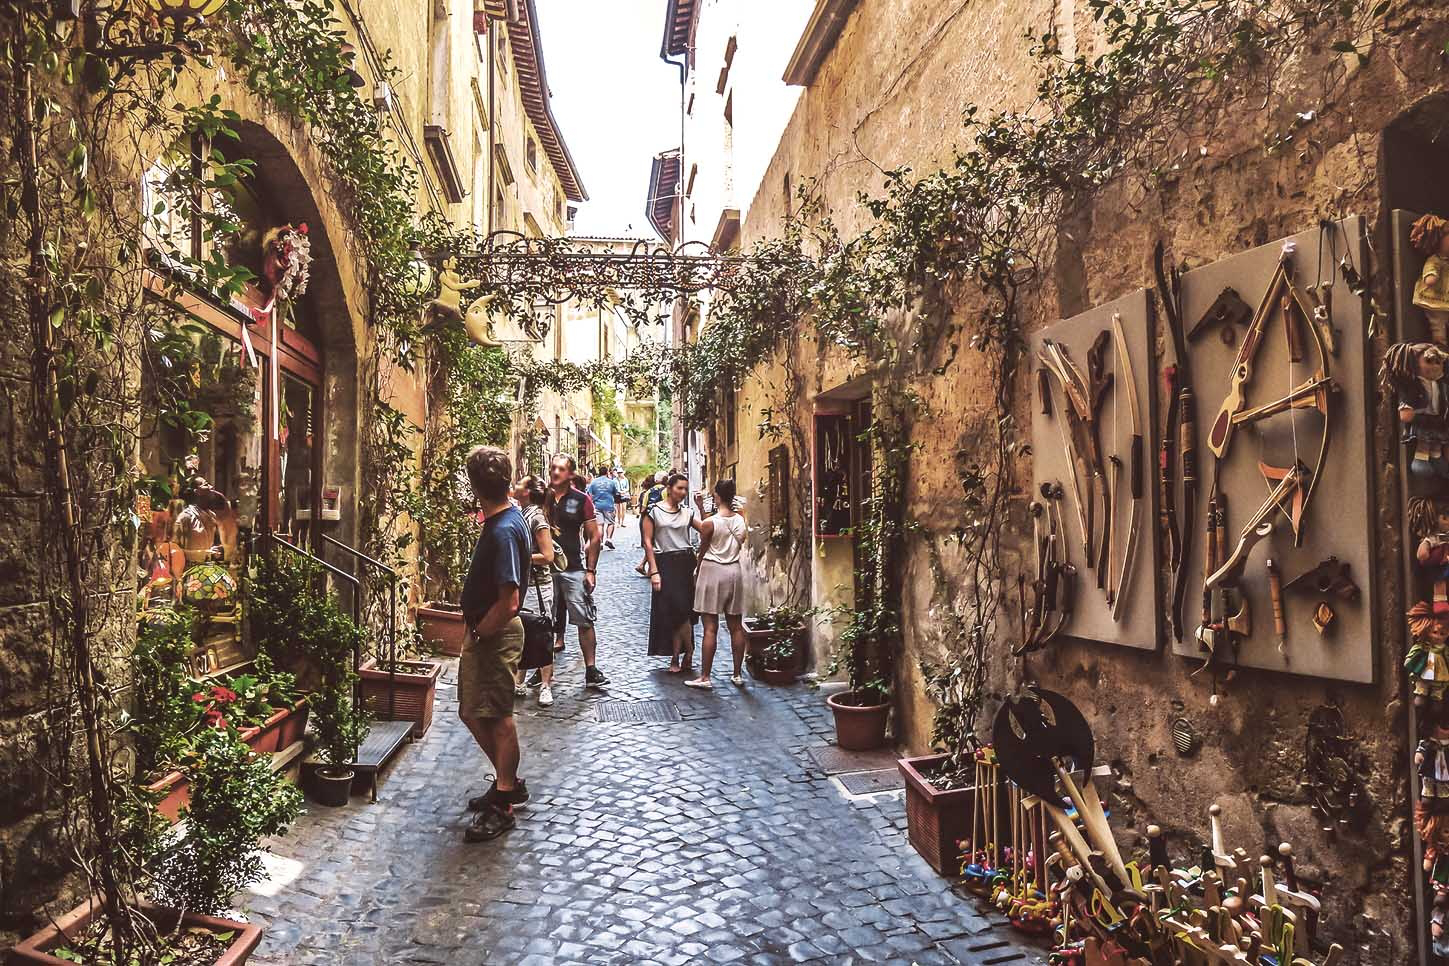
<box><xmin>586</xmin><ymin>463</ymin><xmax>620</xmax><ymax>550</ymax></box>
<box><xmin>458</xmin><ymin>445</ymin><xmax>531</xmax><ymax>843</ymax></box>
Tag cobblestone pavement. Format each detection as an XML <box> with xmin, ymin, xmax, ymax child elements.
<box><xmin>245</xmin><ymin>523</ymin><xmax>1045</xmax><ymax>966</ymax></box>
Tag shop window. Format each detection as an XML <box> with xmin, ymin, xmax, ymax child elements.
<box><xmin>277</xmin><ymin>373</ymin><xmax>317</xmax><ymax>538</ymax></box>
<box><xmin>814</xmin><ymin>413</ymin><xmax>852</xmax><ymax>536</ymax></box>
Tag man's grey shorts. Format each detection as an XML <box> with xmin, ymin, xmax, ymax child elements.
<box><xmin>553</xmin><ymin>570</ymin><xmax>597</xmax><ymax>628</ymax></box>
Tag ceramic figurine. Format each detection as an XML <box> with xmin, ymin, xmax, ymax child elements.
<box><xmin>261</xmin><ymin>222</ymin><xmax>311</xmax><ymax>308</ymax></box>
<box><xmin>1407</xmin><ymin>601</ymin><xmax>1449</xmax><ymax>715</ymax></box>
<box><xmin>463</xmin><ymin>290</ymin><xmax>502</xmax><ymax>347</ymax></box>
<box><xmin>1412</xmin><ymin>214</ymin><xmax>1449</xmax><ymax>346</ymax></box>
<box><xmin>1383</xmin><ymin>342</ymin><xmax>1449</xmax><ymax>484</ymax></box>
<box><xmin>1410</xmin><ymin>496</ymin><xmax>1449</xmax><ymax>615</ymax></box>
<box><xmin>427</xmin><ymin>257</ymin><xmax>480</xmax><ymax>323</ymax></box>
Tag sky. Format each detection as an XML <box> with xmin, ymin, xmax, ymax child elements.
<box><xmin>533</xmin><ymin>2</ymin><xmax>681</xmax><ymax>240</ymax></box>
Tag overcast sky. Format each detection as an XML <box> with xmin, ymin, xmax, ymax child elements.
<box><xmin>534</xmin><ymin>2</ymin><xmax>680</xmax><ymax>239</ymax></box>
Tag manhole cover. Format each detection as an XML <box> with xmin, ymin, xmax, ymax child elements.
<box><xmin>837</xmin><ymin>768</ymin><xmax>904</xmax><ymax>795</ymax></box>
<box><xmin>806</xmin><ymin>744</ymin><xmax>899</xmax><ymax>774</ymax></box>
<box><xmin>595</xmin><ymin>700</ymin><xmax>682</xmax><ymax>723</ymax></box>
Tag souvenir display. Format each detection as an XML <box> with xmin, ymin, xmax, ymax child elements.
<box><xmin>1027</xmin><ymin>290</ymin><xmax>1157</xmax><ymax>652</ymax></box>
<box><xmin>814</xmin><ymin>414</ymin><xmax>852</xmax><ymax>535</ymax></box>
<box><xmin>1383</xmin><ymin>341</ymin><xmax>1449</xmax><ymax>485</ymax></box>
<box><xmin>1411</xmin><ymin>213</ymin><xmax>1449</xmax><ymax>346</ymax></box>
<box><xmin>181</xmin><ymin>561</ymin><xmax>238</xmax><ymax>613</ymax></box>
<box><xmin>973</xmin><ymin>688</ymin><xmax>1346</xmax><ymax>966</ymax></box>
<box><xmin>1169</xmin><ymin>219</ymin><xmax>1374</xmax><ymax>683</ymax></box>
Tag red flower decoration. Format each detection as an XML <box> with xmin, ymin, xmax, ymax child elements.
<box><xmin>297</xmin><ymin>222</ymin><xmax>309</xmax><ymax>234</ymax></box>
<box><xmin>192</xmin><ymin>692</ymin><xmax>206</xmax><ymax>703</ymax></box>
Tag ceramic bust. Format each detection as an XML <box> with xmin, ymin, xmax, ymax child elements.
<box><xmin>1383</xmin><ymin>342</ymin><xmax>1449</xmax><ymax>484</ymax></box>
<box><xmin>1413</xmin><ymin>214</ymin><xmax>1449</xmax><ymax>345</ymax></box>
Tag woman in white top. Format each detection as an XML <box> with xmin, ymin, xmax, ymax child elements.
<box><xmin>642</xmin><ymin>473</ymin><xmax>698</xmax><ymax>672</ymax></box>
<box><xmin>687</xmin><ymin>479</ymin><xmax>748</xmax><ymax>689</ymax></box>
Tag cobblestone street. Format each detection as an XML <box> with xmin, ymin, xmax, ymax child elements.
<box><xmin>244</xmin><ymin>525</ymin><xmax>1043</xmax><ymax>965</ymax></box>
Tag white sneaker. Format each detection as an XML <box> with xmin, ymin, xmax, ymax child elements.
<box><xmin>538</xmin><ymin>685</ymin><xmax>554</xmax><ymax>707</ymax></box>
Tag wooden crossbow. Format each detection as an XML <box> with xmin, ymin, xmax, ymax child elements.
<box><xmin>1198</xmin><ymin>244</ymin><xmax>1338</xmax><ymax>658</ymax></box>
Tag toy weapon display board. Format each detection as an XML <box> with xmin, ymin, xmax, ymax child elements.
<box><xmin>1028</xmin><ymin>288</ymin><xmax>1160</xmax><ymax>651</ymax></box>
<box><xmin>1170</xmin><ymin>217</ymin><xmax>1376</xmax><ymax>682</ymax></box>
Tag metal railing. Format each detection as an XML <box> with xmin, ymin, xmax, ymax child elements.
<box><xmin>321</xmin><ymin>534</ymin><xmax>400</xmax><ymax>721</ymax></box>
<box><xmin>265</xmin><ymin>533</ymin><xmax>362</xmax><ymax>763</ymax></box>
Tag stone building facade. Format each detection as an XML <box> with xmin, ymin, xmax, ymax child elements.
<box><xmin>686</xmin><ymin>0</ymin><xmax>1449</xmax><ymax>959</ymax></box>
<box><xmin>0</xmin><ymin>0</ymin><xmax>583</xmax><ymax>942</ymax></box>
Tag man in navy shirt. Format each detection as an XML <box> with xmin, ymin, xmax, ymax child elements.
<box><xmin>457</xmin><ymin>445</ymin><xmax>531</xmax><ymax>842</ymax></box>
<box><xmin>586</xmin><ymin>463</ymin><xmax>620</xmax><ymax>550</ymax></box>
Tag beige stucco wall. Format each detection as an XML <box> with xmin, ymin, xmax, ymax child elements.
<box><xmin>712</xmin><ymin>0</ymin><xmax>1449</xmax><ymax>956</ymax></box>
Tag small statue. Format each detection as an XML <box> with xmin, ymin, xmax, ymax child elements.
<box><xmin>427</xmin><ymin>257</ymin><xmax>480</xmax><ymax>324</ymax></box>
<box><xmin>1382</xmin><ymin>342</ymin><xmax>1449</xmax><ymax>484</ymax></box>
<box><xmin>1412</xmin><ymin>214</ymin><xmax>1449</xmax><ymax>345</ymax></box>
<box><xmin>1410</xmin><ymin>496</ymin><xmax>1449</xmax><ymax>615</ymax></box>
<box><xmin>1407</xmin><ymin>601</ymin><xmax>1449</xmax><ymax>716</ymax></box>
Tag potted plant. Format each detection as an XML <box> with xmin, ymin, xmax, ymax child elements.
<box><xmin>898</xmin><ymin>659</ymin><xmax>982</xmax><ymax>875</ymax></box>
<box><xmin>416</xmin><ymin>603</ymin><xmax>467</xmax><ymax>657</ymax></box>
<box><xmin>824</xmin><ymin>604</ymin><xmax>891</xmax><ymax>751</ymax></box>
<box><xmin>359</xmin><ymin>627</ymin><xmax>443</xmax><ymax>738</ymax></box>
<box><xmin>224</xmin><ymin>653</ymin><xmax>308</xmax><ymax>754</ymax></box>
<box><xmin>130</xmin><ymin>608</ymin><xmax>201</xmax><ymax>823</ymax></box>
<box><xmin>744</xmin><ymin>604</ymin><xmax>811</xmax><ymax>685</ymax></box>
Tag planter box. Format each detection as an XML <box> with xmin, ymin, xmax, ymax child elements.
<box><xmin>418</xmin><ymin>605</ymin><xmax>467</xmax><ymax>657</ymax></box>
<box><xmin>147</xmin><ymin>769</ymin><xmax>190</xmax><ymax>824</ymax></box>
<box><xmin>899</xmin><ymin>754</ymin><xmax>978</xmax><ymax>876</ymax></box>
<box><xmin>239</xmin><ymin>698</ymin><xmax>309</xmax><ymax>756</ymax></box>
<box><xmin>359</xmin><ymin>659</ymin><xmax>443</xmax><ymax>738</ymax></box>
<box><xmin>743</xmin><ymin>620</ymin><xmax>808</xmax><ymax>684</ymax></box>
<box><xmin>9</xmin><ymin>897</ymin><xmax>263</xmax><ymax>965</ymax></box>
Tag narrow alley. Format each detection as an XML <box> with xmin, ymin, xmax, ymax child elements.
<box><xmin>244</xmin><ymin>526</ymin><xmax>1039</xmax><ymax>966</ymax></box>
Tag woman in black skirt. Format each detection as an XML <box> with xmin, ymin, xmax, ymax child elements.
<box><xmin>642</xmin><ymin>473</ymin><xmax>697</xmax><ymax>671</ymax></box>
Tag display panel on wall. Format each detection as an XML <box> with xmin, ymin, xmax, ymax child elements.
<box><xmin>1027</xmin><ymin>288</ymin><xmax>1160</xmax><ymax>651</ymax></box>
<box><xmin>1170</xmin><ymin>217</ymin><xmax>1375</xmax><ymax>683</ymax></box>
<box><xmin>814</xmin><ymin>413</ymin><xmax>853</xmax><ymax>537</ymax></box>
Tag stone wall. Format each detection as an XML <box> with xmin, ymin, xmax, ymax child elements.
<box><xmin>721</xmin><ymin>0</ymin><xmax>1449</xmax><ymax>958</ymax></box>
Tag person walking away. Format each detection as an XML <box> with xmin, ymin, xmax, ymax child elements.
<box><xmin>586</xmin><ymin>464</ymin><xmax>620</xmax><ymax>550</ymax></box>
<box><xmin>547</xmin><ymin>454</ymin><xmax>609</xmax><ymax>688</ymax></box>
<box><xmin>457</xmin><ymin>446</ymin><xmax>531</xmax><ymax>842</ymax></box>
<box><xmin>642</xmin><ymin>473</ymin><xmax>698</xmax><ymax>673</ymax></box>
<box><xmin>511</xmin><ymin>475</ymin><xmax>558</xmax><ymax>707</ymax></box>
<box><xmin>688</xmin><ymin>479</ymin><xmax>750</xmax><ymax>688</ymax></box>
<box><xmin>635</xmin><ymin>471</ymin><xmax>668</xmax><ymax>576</ymax></box>
<box><xmin>614</xmin><ymin>468</ymin><xmax>631</xmax><ymax>525</ymax></box>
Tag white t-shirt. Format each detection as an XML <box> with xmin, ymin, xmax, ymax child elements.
<box><xmin>649</xmin><ymin>501</ymin><xmax>695</xmax><ymax>553</ymax></box>
<box><xmin>702</xmin><ymin>512</ymin><xmax>746</xmax><ymax>565</ymax></box>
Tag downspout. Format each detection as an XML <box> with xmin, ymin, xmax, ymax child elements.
<box><xmin>661</xmin><ymin>44</ymin><xmax>686</xmax><ymax>469</ymax></box>
<box><xmin>487</xmin><ymin>15</ymin><xmax>496</xmax><ymax>236</ymax></box>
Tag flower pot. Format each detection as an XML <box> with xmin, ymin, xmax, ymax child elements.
<box><xmin>146</xmin><ymin>769</ymin><xmax>190</xmax><ymax>824</ymax></box>
<box><xmin>899</xmin><ymin>754</ymin><xmax>979</xmax><ymax>875</ymax></box>
<box><xmin>826</xmin><ymin>690</ymin><xmax>890</xmax><ymax>751</ymax></box>
<box><xmin>308</xmin><ymin>766</ymin><xmax>355</xmax><ymax>807</ymax></box>
<box><xmin>418</xmin><ymin>605</ymin><xmax>467</xmax><ymax>657</ymax></box>
<box><xmin>9</xmin><ymin>896</ymin><xmax>262</xmax><ymax>965</ymax></box>
<box><xmin>750</xmin><ymin>663</ymin><xmax>800</xmax><ymax>686</ymax></box>
<box><xmin>239</xmin><ymin>698</ymin><xmax>309</xmax><ymax>755</ymax></box>
<box><xmin>359</xmin><ymin>659</ymin><xmax>442</xmax><ymax>738</ymax></box>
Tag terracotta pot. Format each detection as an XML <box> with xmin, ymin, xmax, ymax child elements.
<box><xmin>9</xmin><ymin>897</ymin><xmax>262</xmax><ymax>965</ymax></box>
<box><xmin>899</xmin><ymin>754</ymin><xmax>979</xmax><ymax>875</ymax></box>
<box><xmin>309</xmin><ymin>766</ymin><xmax>355</xmax><ymax>807</ymax></box>
<box><xmin>826</xmin><ymin>690</ymin><xmax>890</xmax><ymax>751</ymax></box>
<box><xmin>418</xmin><ymin>605</ymin><xmax>467</xmax><ymax>657</ymax></box>
<box><xmin>359</xmin><ymin>659</ymin><xmax>442</xmax><ymax>738</ymax></box>
<box><xmin>239</xmin><ymin>698</ymin><xmax>309</xmax><ymax>756</ymax></box>
<box><xmin>146</xmin><ymin>769</ymin><xmax>190</xmax><ymax>824</ymax></box>
<box><xmin>750</xmin><ymin>663</ymin><xmax>799</xmax><ymax>686</ymax></box>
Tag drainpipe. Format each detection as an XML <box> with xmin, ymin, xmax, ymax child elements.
<box><xmin>660</xmin><ymin>42</ymin><xmax>687</xmax><ymax>471</ymax></box>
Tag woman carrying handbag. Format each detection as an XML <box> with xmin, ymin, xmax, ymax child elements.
<box><xmin>642</xmin><ymin>473</ymin><xmax>698</xmax><ymax>672</ymax></box>
<box><xmin>513</xmin><ymin>476</ymin><xmax>559</xmax><ymax>707</ymax></box>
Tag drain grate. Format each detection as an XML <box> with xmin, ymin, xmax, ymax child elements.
<box><xmin>837</xmin><ymin>768</ymin><xmax>905</xmax><ymax>796</ymax></box>
<box><xmin>806</xmin><ymin>744</ymin><xmax>900</xmax><ymax>774</ymax></box>
<box><xmin>595</xmin><ymin>699</ymin><xmax>682</xmax><ymax>723</ymax></box>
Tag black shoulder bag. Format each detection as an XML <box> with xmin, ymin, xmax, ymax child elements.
<box><xmin>518</xmin><ymin>572</ymin><xmax>554</xmax><ymax>671</ymax></box>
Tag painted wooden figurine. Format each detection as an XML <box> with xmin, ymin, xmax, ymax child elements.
<box><xmin>427</xmin><ymin>257</ymin><xmax>480</xmax><ymax>323</ymax></box>
<box><xmin>1410</xmin><ymin>496</ymin><xmax>1449</xmax><ymax>615</ymax></box>
<box><xmin>1412</xmin><ymin>214</ymin><xmax>1449</xmax><ymax>346</ymax></box>
<box><xmin>1407</xmin><ymin>601</ymin><xmax>1449</xmax><ymax>716</ymax></box>
<box><xmin>1383</xmin><ymin>342</ymin><xmax>1449</xmax><ymax>484</ymax></box>
<box><xmin>1422</xmin><ymin>712</ymin><xmax>1449</xmax><ymax>960</ymax></box>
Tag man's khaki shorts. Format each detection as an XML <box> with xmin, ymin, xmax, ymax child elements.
<box><xmin>458</xmin><ymin>616</ymin><xmax>523</xmax><ymax>720</ymax></box>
